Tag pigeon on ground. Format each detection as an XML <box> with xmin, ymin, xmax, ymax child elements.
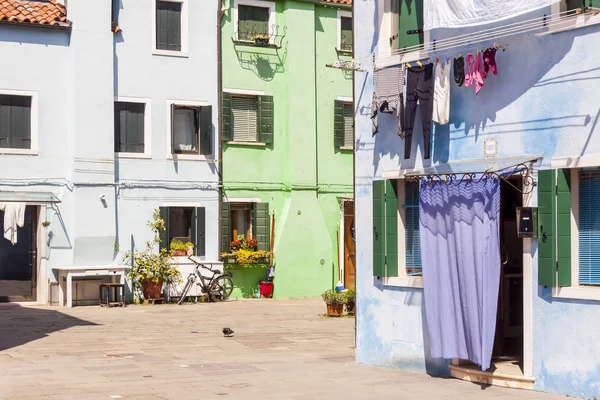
<box><xmin>222</xmin><ymin>327</ymin><xmax>234</xmax><ymax>337</ymax></box>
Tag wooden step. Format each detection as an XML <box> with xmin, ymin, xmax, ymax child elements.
<box><xmin>450</xmin><ymin>364</ymin><xmax>535</xmax><ymax>390</ymax></box>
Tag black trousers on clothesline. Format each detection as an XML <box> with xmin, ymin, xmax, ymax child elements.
<box><xmin>404</xmin><ymin>64</ymin><xmax>433</xmax><ymax>160</ymax></box>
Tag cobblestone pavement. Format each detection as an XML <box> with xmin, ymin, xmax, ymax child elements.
<box><xmin>0</xmin><ymin>299</ymin><xmax>565</xmax><ymax>400</ymax></box>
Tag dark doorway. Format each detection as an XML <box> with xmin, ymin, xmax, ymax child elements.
<box><xmin>0</xmin><ymin>205</ymin><xmax>38</xmax><ymax>302</ymax></box>
<box><xmin>492</xmin><ymin>178</ymin><xmax>524</xmax><ymax>371</ymax></box>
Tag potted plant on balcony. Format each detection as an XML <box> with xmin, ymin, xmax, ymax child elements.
<box><xmin>344</xmin><ymin>288</ymin><xmax>355</xmax><ymax>315</ymax></box>
<box><xmin>170</xmin><ymin>239</ymin><xmax>193</xmax><ymax>257</ymax></box>
<box><xmin>250</xmin><ymin>33</ymin><xmax>270</xmax><ymax>46</ymax></box>
<box><xmin>321</xmin><ymin>289</ymin><xmax>345</xmax><ymax>317</ymax></box>
<box><xmin>123</xmin><ymin>209</ymin><xmax>180</xmax><ymax>301</ymax></box>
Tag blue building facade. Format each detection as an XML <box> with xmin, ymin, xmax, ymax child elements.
<box><xmin>354</xmin><ymin>1</ymin><xmax>600</xmax><ymax>398</ymax></box>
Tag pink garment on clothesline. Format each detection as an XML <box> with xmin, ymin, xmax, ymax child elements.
<box><xmin>473</xmin><ymin>52</ymin><xmax>485</xmax><ymax>95</ymax></box>
<box><xmin>464</xmin><ymin>54</ymin><xmax>474</xmax><ymax>87</ymax></box>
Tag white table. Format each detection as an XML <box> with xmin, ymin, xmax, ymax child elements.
<box><xmin>53</xmin><ymin>265</ymin><xmax>127</xmax><ymax>308</ymax></box>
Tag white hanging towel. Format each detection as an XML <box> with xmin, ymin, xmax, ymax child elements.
<box><xmin>432</xmin><ymin>61</ymin><xmax>451</xmax><ymax>126</ymax></box>
<box><xmin>0</xmin><ymin>202</ymin><xmax>26</xmax><ymax>245</ymax></box>
<box><xmin>424</xmin><ymin>0</ymin><xmax>560</xmax><ymax>30</ymax></box>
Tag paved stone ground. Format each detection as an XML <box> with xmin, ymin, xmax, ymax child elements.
<box><xmin>0</xmin><ymin>299</ymin><xmax>566</xmax><ymax>400</ymax></box>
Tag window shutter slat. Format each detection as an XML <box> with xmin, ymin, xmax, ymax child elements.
<box><xmin>222</xmin><ymin>92</ymin><xmax>232</xmax><ymax>142</ymax></box>
<box><xmin>538</xmin><ymin>169</ymin><xmax>556</xmax><ymax>287</ymax></box>
<box><xmin>343</xmin><ymin>102</ymin><xmax>353</xmax><ymax>148</ymax></box>
<box><xmin>159</xmin><ymin>207</ymin><xmax>170</xmax><ymax>252</ymax></box>
<box><xmin>385</xmin><ymin>180</ymin><xmax>399</xmax><ymax>277</ymax></box>
<box><xmin>194</xmin><ymin>207</ymin><xmax>206</xmax><ymax>257</ymax></box>
<box><xmin>334</xmin><ymin>100</ymin><xmax>344</xmax><ymax>148</ymax></box>
<box><xmin>252</xmin><ymin>203</ymin><xmax>270</xmax><ymax>251</ymax></box>
<box><xmin>372</xmin><ymin>180</ymin><xmax>385</xmax><ymax>276</ymax></box>
<box><xmin>232</xmin><ymin>96</ymin><xmax>258</xmax><ymax>142</ymax></box>
<box><xmin>398</xmin><ymin>0</ymin><xmax>424</xmax><ymax>49</ymax></box>
<box><xmin>199</xmin><ymin>105</ymin><xmax>212</xmax><ymax>155</ymax></box>
<box><xmin>579</xmin><ymin>170</ymin><xmax>600</xmax><ymax>285</ymax></box>
<box><xmin>221</xmin><ymin>202</ymin><xmax>231</xmax><ymax>253</ymax></box>
<box><xmin>557</xmin><ymin>169</ymin><xmax>571</xmax><ymax>287</ymax></box>
<box><xmin>405</xmin><ymin>180</ymin><xmax>421</xmax><ymax>276</ymax></box>
<box><xmin>258</xmin><ymin>95</ymin><xmax>274</xmax><ymax>144</ymax></box>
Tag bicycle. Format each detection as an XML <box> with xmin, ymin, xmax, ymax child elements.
<box><xmin>177</xmin><ymin>256</ymin><xmax>234</xmax><ymax>304</ymax></box>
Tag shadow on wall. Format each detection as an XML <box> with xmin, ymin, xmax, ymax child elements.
<box><xmin>0</xmin><ymin>304</ymin><xmax>98</xmax><ymax>352</ymax></box>
<box><xmin>0</xmin><ymin>25</ymin><xmax>71</xmax><ymax>46</ymax></box>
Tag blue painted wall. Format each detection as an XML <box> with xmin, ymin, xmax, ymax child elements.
<box><xmin>354</xmin><ymin>2</ymin><xmax>600</xmax><ymax>398</ymax></box>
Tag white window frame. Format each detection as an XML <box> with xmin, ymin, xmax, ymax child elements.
<box><xmin>114</xmin><ymin>96</ymin><xmax>152</xmax><ymax>159</ymax></box>
<box><xmin>542</xmin><ymin>0</ymin><xmax>600</xmax><ymax>36</ymax></box>
<box><xmin>382</xmin><ymin>178</ymin><xmax>424</xmax><ymax>288</ymax></box>
<box><xmin>166</xmin><ymin>99</ymin><xmax>211</xmax><ymax>161</ymax></box>
<box><xmin>224</xmin><ymin>89</ymin><xmax>266</xmax><ymax>146</ymax></box>
<box><xmin>337</xmin><ymin>10</ymin><xmax>352</xmax><ymax>52</ymax></box>
<box><xmin>232</xmin><ymin>0</ymin><xmax>276</xmax><ymax>45</ymax></box>
<box><xmin>0</xmin><ymin>89</ymin><xmax>38</xmax><ymax>156</ymax></box>
<box><xmin>152</xmin><ymin>0</ymin><xmax>189</xmax><ymax>57</ymax></box>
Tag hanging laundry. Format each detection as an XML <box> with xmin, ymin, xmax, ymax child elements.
<box><xmin>404</xmin><ymin>63</ymin><xmax>434</xmax><ymax>160</ymax></box>
<box><xmin>464</xmin><ymin>54</ymin><xmax>474</xmax><ymax>87</ymax></box>
<box><xmin>453</xmin><ymin>56</ymin><xmax>465</xmax><ymax>87</ymax></box>
<box><xmin>0</xmin><ymin>202</ymin><xmax>26</xmax><ymax>245</ymax></box>
<box><xmin>483</xmin><ymin>47</ymin><xmax>498</xmax><ymax>78</ymax></box>
<box><xmin>473</xmin><ymin>51</ymin><xmax>485</xmax><ymax>95</ymax></box>
<box><xmin>370</xmin><ymin>65</ymin><xmax>405</xmax><ymax>137</ymax></box>
<box><xmin>433</xmin><ymin>61</ymin><xmax>451</xmax><ymax>125</ymax></box>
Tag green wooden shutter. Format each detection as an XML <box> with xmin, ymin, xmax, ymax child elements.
<box><xmin>373</xmin><ymin>180</ymin><xmax>385</xmax><ymax>276</ymax></box>
<box><xmin>159</xmin><ymin>207</ymin><xmax>170</xmax><ymax>252</ymax></box>
<box><xmin>557</xmin><ymin>169</ymin><xmax>572</xmax><ymax>287</ymax></box>
<box><xmin>258</xmin><ymin>95</ymin><xmax>274</xmax><ymax>144</ymax></box>
<box><xmin>221</xmin><ymin>202</ymin><xmax>231</xmax><ymax>253</ymax></box>
<box><xmin>340</xmin><ymin>16</ymin><xmax>353</xmax><ymax>51</ymax></box>
<box><xmin>385</xmin><ymin>180</ymin><xmax>399</xmax><ymax>277</ymax></box>
<box><xmin>252</xmin><ymin>203</ymin><xmax>270</xmax><ymax>251</ymax></box>
<box><xmin>125</xmin><ymin>102</ymin><xmax>144</xmax><ymax>154</ymax></box>
<box><xmin>538</xmin><ymin>170</ymin><xmax>556</xmax><ymax>287</ymax></box>
<box><xmin>398</xmin><ymin>0</ymin><xmax>424</xmax><ymax>49</ymax></box>
<box><xmin>222</xmin><ymin>92</ymin><xmax>232</xmax><ymax>142</ymax></box>
<box><xmin>199</xmin><ymin>105</ymin><xmax>212</xmax><ymax>156</ymax></box>
<box><xmin>193</xmin><ymin>207</ymin><xmax>206</xmax><ymax>257</ymax></box>
<box><xmin>334</xmin><ymin>100</ymin><xmax>344</xmax><ymax>148</ymax></box>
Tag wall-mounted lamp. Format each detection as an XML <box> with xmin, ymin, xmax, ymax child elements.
<box><xmin>100</xmin><ymin>194</ymin><xmax>107</xmax><ymax>208</ymax></box>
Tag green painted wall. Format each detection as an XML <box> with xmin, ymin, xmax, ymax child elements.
<box><xmin>221</xmin><ymin>0</ymin><xmax>353</xmax><ymax>298</ymax></box>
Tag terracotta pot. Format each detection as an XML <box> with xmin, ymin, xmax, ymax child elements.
<box><xmin>326</xmin><ymin>302</ymin><xmax>344</xmax><ymax>317</ymax></box>
<box><xmin>172</xmin><ymin>250</ymin><xmax>187</xmax><ymax>257</ymax></box>
<box><xmin>346</xmin><ymin>302</ymin><xmax>355</xmax><ymax>315</ymax></box>
<box><xmin>141</xmin><ymin>280</ymin><xmax>163</xmax><ymax>299</ymax></box>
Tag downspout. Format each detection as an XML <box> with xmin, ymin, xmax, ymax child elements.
<box><xmin>313</xmin><ymin>2</ymin><xmax>319</xmax><ymax>194</ymax></box>
<box><xmin>217</xmin><ymin>0</ymin><xmax>225</xmax><ymax>260</ymax></box>
<box><xmin>350</xmin><ymin>0</ymin><xmax>357</xmax><ymax>346</ymax></box>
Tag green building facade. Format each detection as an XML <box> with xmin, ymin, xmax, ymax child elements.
<box><xmin>220</xmin><ymin>0</ymin><xmax>354</xmax><ymax>298</ymax></box>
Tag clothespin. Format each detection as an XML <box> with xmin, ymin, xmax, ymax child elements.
<box><xmin>435</xmin><ymin>57</ymin><xmax>439</xmax><ymax>65</ymax></box>
<box><xmin>416</xmin><ymin>59</ymin><xmax>423</xmax><ymax>67</ymax></box>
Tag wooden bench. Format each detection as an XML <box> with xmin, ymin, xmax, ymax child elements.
<box><xmin>99</xmin><ymin>283</ymin><xmax>125</xmax><ymax>308</ymax></box>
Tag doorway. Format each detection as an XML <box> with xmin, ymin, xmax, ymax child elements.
<box><xmin>342</xmin><ymin>200</ymin><xmax>355</xmax><ymax>290</ymax></box>
<box><xmin>0</xmin><ymin>205</ymin><xmax>38</xmax><ymax>302</ymax></box>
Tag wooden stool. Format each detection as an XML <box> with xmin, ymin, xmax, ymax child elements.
<box><xmin>99</xmin><ymin>283</ymin><xmax>125</xmax><ymax>307</ymax></box>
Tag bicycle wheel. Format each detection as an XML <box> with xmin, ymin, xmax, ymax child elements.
<box><xmin>177</xmin><ymin>276</ymin><xmax>195</xmax><ymax>305</ymax></box>
<box><xmin>209</xmin><ymin>276</ymin><xmax>234</xmax><ymax>302</ymax></box>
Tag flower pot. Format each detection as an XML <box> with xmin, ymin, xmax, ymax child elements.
<box><xmin>172</xmin><ymin>250</ymin><xmax>187</xmax><ymax>257</ymax></box>
<box><xmin>346</xmin><ymin>302</ymin><xmax>355</xmax><ymax>315</ymax></box>
<box><xmin>254</xmin><ymin>37</ymin><xmax>269</xmax><ymax>46</ymax></box>
<box><xmin>141</xmin><ymin>280</ymin><xmax>163</xmax><ymax>299</ymax></box>
<box><xmin>326</xmin><ymin>302</ymin><xmax>344</xmax><ymax>317</ymax></box>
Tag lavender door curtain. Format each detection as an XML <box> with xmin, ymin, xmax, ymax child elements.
<box><xmin>419</xmin><ymin>176</ymin><xmax>501</xmax><ymax>371</ymax></box>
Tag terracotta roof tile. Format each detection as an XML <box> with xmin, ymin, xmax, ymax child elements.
<box><xmin>0</xmin><ymin>0</ymin><xmax>68</xmax><ymax>27</ymax></box>
<box><xmin>321</xmin><ymin>0</ymin><xmax>352</xmax><ymax>5</ymax></box>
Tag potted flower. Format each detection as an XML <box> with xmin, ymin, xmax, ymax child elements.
<box><xmin>321</xmin><ymin>289</ymin><xmax>345</xmax><ymax>317</ymax></box>
<box><xmin>344</xmin><ymin>288</ymin><xmax>355</xmax><ymax>315</ymax></box>
<box><xmin>229</xmin><ymin>239</ymin><xmax>242</xmax><ymax>251</ymax></box>
<box><xmin>123</xmin><ymin>209</ymin><xmax>181</xmax><ymax>301</ymax></box>
<box><xmin>170</xmin><ymin>239</ymin><xmax>193</xmax><ymax>257</ymax></box>
<box><xmin>250</xmin><ymin>33</ymin><xmax>270</xmax><ymax>46</ymax></box>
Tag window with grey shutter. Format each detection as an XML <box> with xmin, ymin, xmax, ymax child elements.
<box><xmin>156</xmin><ymin>0</ymin><xmax>182</xmax><ymax>51</ymax></box>
<box><xmin>231</xmin><ymin>96</ymin><xmax>258</xmax><ymax>142</ymax></box>
<box><xmin>0</xmin><ymin>95</ymin><xmax>32</xmax><ymax>150</ymax></box>
<box><xmin>238</xmin><ymin>5</ymin><xmax>270</xmax><ymax>41</ymax></box>
<box><xmin>343</xmin><ymin>102</ymin><xmax>353</xmax><ymax>148</ymax></box>
<box><xmin>114</xmin><ymin>102</ymin><xmax>145</xmax><ymax>153</ymax></box>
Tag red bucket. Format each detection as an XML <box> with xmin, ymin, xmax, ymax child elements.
<box><xmin>259</xmin><ymin>281</ymin><xmax>273</xmax><ymax>297</ymax></box>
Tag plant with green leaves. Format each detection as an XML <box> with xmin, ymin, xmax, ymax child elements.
<box><xmin>321</xmin><ymin>289</ymin><xmax>345</xmax><ymax>305</ymax></box>
<box><xmin>170</xmin><ymin>239</ymin><xmax>193</xmax><ymax>254</ymax></box>
<box><xmin>343</xmin><ymin>288</ymin><xmax>355</xmax><ymax>305</ymax></box>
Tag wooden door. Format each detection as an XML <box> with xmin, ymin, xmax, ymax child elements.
<box><xmin>343</xmin><ymin>201</ymin><xmax>356</xmax><ymax>290</ymax></box>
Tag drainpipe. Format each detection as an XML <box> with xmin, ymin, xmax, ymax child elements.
<box><xmin>217</xmin><ymin>0</ymin><xmax>225</xmax><ymax>259</ymax></box>
<box><xmin>350</xmin><ymin>0</ymin><xmax>357</xmax><ymax>346</ymax></box>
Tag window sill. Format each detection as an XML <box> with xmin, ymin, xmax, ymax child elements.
<box><xmin>152</xmin><ymin>49</ymin><xmax>189</xmax><ymax>58</ymax></box>
<box><xmin>226</xmin><ymin>141</ymin><xmax>266</xmax><ymax>147</ymax></box>
<box><xmin>0</xmin><ymin>149</ymin><xmax>38</xmax><ymax>156</ymax></box>
<box><xmin>382</xmin><ymin>276</ymin><xmax>423</xmax><ymax>288</ymax></box>
<box><xmin>552</xmin><ymin>285</ymin><xmax>600</xmax><ymax>302</ymax></box>
<box><xmin>168</xmin><ymin>154</ymin><xmax>213</xmax><ymax>161</ymax></box>
<box><xmin>339</xmin><ymin>146</ymin><xmax>354</xmax><ymax>151</ymax></box>
<box><xmin>538</xmin><ymin>13</ymin><xmax>600</xmax><ymax>37</ymax></box>
<box><xmin>115</xmin><ymin>152</ymin><xmax>151</xmax><ymax>159</ymax></box>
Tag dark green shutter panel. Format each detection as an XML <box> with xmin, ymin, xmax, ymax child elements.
<box><xmin>221</xmin><ymin>202</ymin><xmax>231</xmax><ymax>253</ymax></box>
<box><xmin>385</xmin><ymin>180</ymin><xmax>399</xmax><ymax>277</ymax></box>
<box><xmin>557</xmin><ymin>169</ymin><xmax>572</xmax><ymax>287</ymax></box>
<box><xmin>398</xmin><ymin>0</ymin><xmax>424</xmax><ymax>49</ymax></box>
<box><xmin>0</xmin><ymin>97</ymin><xmax>10</xmax><ymax>148</ymax></box>
<box><xmin>258</xmin><ymin>95</ymin><xmax>274</xmax><ymax>144</ymax></box>
<box><xmin>538</xmin><ymin>170</ymin><xmax>556</xmax><ymax>287</ymax></box>
<box><xmin>156</xmin><ymin>2</ymin><xmax>168</xmax><ymax>50</ymax></box>
<box><xmin>252</xmin><ymin>203</ymin><xmax>270</xmax><ymax>251</ymax></box>
<box><xmin>159</xmin><ymin>207</ymin><xmax>170</xmax><ymax>252</ymax></box>
<box><xmin>128</xmin><ymin>103</ymin><xmax>144</xmax><ymax>153</ymax></box>
<box><xmin>114</xmin><ymin>103</ymin><xmax>121</xmax><ymax>152</ymax></box>
<box><xmin>373</xmin><ymin>180</ymin><xmax>385</xmax><ymax>276</ymax></box>
<box><xmin>193</xmin><ymin>207</ymin><xmax>206</xmax><ymax>257</ymax></box>
<box><xmin>9</xmin><ymin>96</ymin><xmax>30</xmax><ymax>149</ymax></box>
<box><xmin>199</xmin><ymin>105</ymin><xmax>212</xmax><ymax>156</ymax></box>
<box><xmin>222</xmin><ymin>92</ymin><xmax>232</xmax><ymax>142</ymax></box>
<box><xmin>170</xmin><ymin>103</ymin><xmax>175</xmax><ymax>154</ymax></box>
<box><xmin>334</xmin><ymin>100</ymin><xmax>344</xmax><ymax>148</ymax></box>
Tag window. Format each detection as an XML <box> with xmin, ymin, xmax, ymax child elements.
<box><xmin>0</xmin><ymin>95</ymin><xmax>31</xmax><ymax>150</ymax></box>
<box><xmin>169</xmin><ymin>103</ymin><xmax>212</xmax><ymax>156</ymax></box>
<box><xmin>156</xmin><ymin>1</ymin><xmax>182</xmax><ymax>51</ymax></box>
<box><xmin>114</xmin><ymin>102</ymin><xmax>145</xmax><ymax>154</ymax></box>
<box><xmin>222</xmin><ymin>92</ymin><xmax>273</xmax><ymax>145</ymax></box>
<box><xmin>334</xmin><ymin>100</ymin><xmax>353</xmax><ymax>150</ymax></box>
<box><xmin>339</xmin><ymin>14</ymin><xmax>353</xmax><ymax>52</ymax></box>
<box><xmin>578</xmin><ymin>169</ymin><xmax>600</xmax><ymax>285</ymax></box>
<box><xmin>238</xmin><ymin>4</ymin><xmax>270</xmax><ymax>41</ymax></box>
<box><xmin>567</xmin><ymin>0</ymin><xmax>600</xmax><ymax>11</ymax></box>
<box><xmin>404</xmin><ymin>180</ymin><xmax>422</xmax><ymax>276</ymax></box>
<box><xmin>159</xmin><ymin>206</ymin><xmax>206</xmax><ymax>257</ymax></box>
<box><xmin>221</xmin><ymin>202</ymin><xmax>270</xmax><ymax>252</ymax></box>
<box><xmin>232</xmin><ymin>96</ymin><xmax>258</xmax><ymax>142</ymax></box>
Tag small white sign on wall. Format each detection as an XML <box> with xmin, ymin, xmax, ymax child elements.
<box><xmin>484</xmin><ymin>138</ymin><xmax>497</xmax><ymax>158</ymax></box>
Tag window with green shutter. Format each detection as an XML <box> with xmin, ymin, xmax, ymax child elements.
<box><xmin>238</xmin><ymin>5</ymin><xmax>270</xmax><ymax>41</ymax></box>
<box><xmin>0</xmin><ymin>95</ymin><xmax>31</xmax><ymax>150</ymax></box>
<box><xmin>159</xmin><ymin>206</ymin><xmax>206</xmax><ymax>257</ymax></box>
<box><xmin>372</xmin><ymin>179</ymin><xmax>399</xmax><ymax>277</ymax></box>
<box><xmin>225</xmin><ymin>94</ymin><xmax>273</xmax><ymax>145</ymax></box>
<box><xmin>156</xmin><ymin>0</ymin><xmax>182</xmax><ymax>51</ymax></box>
<box><xmin>398</xmin><ymin>0</ymin><xmax>424</xmax><ymax>50</ymax></box>
<box><xmin>404</xmin><ymin>180</ymin><xmax>422</xmax><ymax>276</ymax></box>
<box><xmin>340</xmin><ymin>16</ymin><xmax>353</xmax><ymax>52</ymax></box>
<box><xmin>222</xmin><ymin>202</ymin><xmax>270</xmax><ymax>253</ymax></box>
<box><xmin>334</xmin><ymin>100</ymin><xmax>353</xmax><ymax>150</ymax></box>
<box><xmin>114</xmin><ymin>102</ymin><xmax>145</xmax><ymax>154</ymax></box>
